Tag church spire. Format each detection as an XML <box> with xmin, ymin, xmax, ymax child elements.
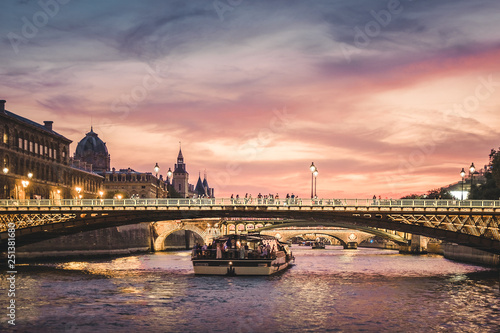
<box><xmin>177</xmin><ymin>142</ymin><xmax>184</xmax><ymax>162</ymax></box>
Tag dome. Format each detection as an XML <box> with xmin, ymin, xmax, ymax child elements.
<box><xmin>75</xmin><ymin>127</ymin><xmax>108</xmax><ymax>156</ymax></box>
<box><xmin>74</xmin><ymin>127</ymin><xmax>110</xmax><ymax>172</ymax></box>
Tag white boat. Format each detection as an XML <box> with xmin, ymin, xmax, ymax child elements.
<box><xmin>191</xmin><ymin>233</ymin><xmax>294</xmax><ymax>276</ymax></box>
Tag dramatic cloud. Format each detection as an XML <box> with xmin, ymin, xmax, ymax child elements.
<box><xmin>1</xmin><ymin>0</ymin><xmax>500</xmax><ymax>198</ymax></box>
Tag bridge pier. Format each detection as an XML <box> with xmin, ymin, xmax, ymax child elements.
<box><xmin>399</xmin><ymin>234</ymin><xmax>428</xmax><ymax>254</ymax></box>
<box><xmin>344</xmin><ymin>242</ymin><xmax>358</xmax><ymax>250</ymax></box>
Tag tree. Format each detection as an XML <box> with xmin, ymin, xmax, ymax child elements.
<box><xmin>400</xmin><ymin>188</ymin><xmax>452</xmax><ymax>200</ymax></box>
<box><xmin>425</xmin><ymin>188</ymin><xmax>453</xmax><ymax>199</ymax></box>
<box><xmin>490</xmin><ymin>148</ymin><xmax>500</xmax><ymax>189</ymax></box>
<box><xmin>469</xmin><ymin>147</ymin><xmax>500</xmax><ymax>200</ymax></box>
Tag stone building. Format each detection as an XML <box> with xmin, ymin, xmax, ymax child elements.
<box><xmin>171</xmin><ymin>148</ymin><xmax>214</xmax><ymax>198</ymax></box>
<box><xmin>102</xmin><ymin>167</ymin><xmax>168</xmax><ymax>199</ymax></box>
<box><xmin>72</xmin><ymin>127</ymin><xmax>167</xmax><ymax>199</ymax></box>
<box><xmin>194</xmin><ymin>171</ymin><xmax>215</xmax><ymax>198</ymax></box>
<box><xmin>0</xmin><ymin>100</ymin><xmax>103</xmax><ymax>199</ymax></box>
<box><xmin>73</xmin><ymin>127</ymin><xmax>110</xmax><ymax>173</ymax></box>
<box><xmin>172</xmin><ymin>148</ymin><xmax>190</xmax><ymax>198</ymax></box>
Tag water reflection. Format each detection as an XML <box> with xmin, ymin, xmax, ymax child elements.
<box><xmin>0</xmin><ymin>247</ymin><xmax>498</xmax><ymax>332</ymax></box>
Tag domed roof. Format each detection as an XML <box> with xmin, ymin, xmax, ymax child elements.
<box><xmin>75</xmin><ymin>127</ymin><xmax>109</xmax><ymax>156</ymax></box>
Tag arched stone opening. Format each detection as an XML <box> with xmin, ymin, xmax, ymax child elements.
<box><xmin>153</xmin><ymin>223</ymin><xmax>207</xmax><ymax>252</ymax></box>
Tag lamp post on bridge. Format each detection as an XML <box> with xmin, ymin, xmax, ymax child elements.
<box><xmin>310</xmin><ymin>162</ymin><xmax>317</xmax><ymax>199</ymax></box>
<box><xmin>460</xmin><ymin>168</ymin><xmax>466</xmax><ymax>200</ymax></box>
<box><xmin>2</xmin><ymin>167</ymin><xmax>9</xmax><ymax>199</ymax></box>
<box><xmin>166</xmin><ymin>167</ymin><xmax>173</xmax><ymax>198</ymax></box>
<box><xmin>154</xmin><ymin>162</ymin><xmax>160</xmax><ymax>199</ymax></box>
<box><xmin>27</xmin><ymin>172</ymin><xmax>33</xmax><ymax>199</ymax></box>
<box><xmin>313</xmin><ymin>168</ymin><xmax>318</xmax><ymax>199</ymax></box>
<box><xmin>469</xmin><ymin>162</ymin><xmax>475</xmax><ymax>198</ymax></box>
<box><xmin>75</xmin><ymin>186</ymin><xmax>82</xmax><ymax>200</ymax></box>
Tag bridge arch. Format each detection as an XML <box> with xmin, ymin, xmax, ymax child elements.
<box><xmin>153</xmin><ymin>221</ymin><xmax>209</xmax><ymax>252</ymax></box>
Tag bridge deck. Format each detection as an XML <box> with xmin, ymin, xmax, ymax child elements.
<box><xmin>1</xmin><ymin>198</ymin><xmax>499</xmax><ymax>254</ymax></box>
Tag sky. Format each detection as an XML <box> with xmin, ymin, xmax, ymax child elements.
<box><xmin>2</xmin><ymin>0</ymin><xmax>500</xmax><ymax>199</ymax></box>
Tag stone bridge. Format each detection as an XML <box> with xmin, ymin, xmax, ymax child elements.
<box><xmin>1</xmin><ymin>198</ymin><xmax>499</xmax><ymax>254</ymax></box>
<box><xmin>260</xmin><ymin>228</ymin><xmax>397</xmax><ymax>249</ymax></box>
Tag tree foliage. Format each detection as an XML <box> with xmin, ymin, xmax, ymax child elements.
<box><xmin>400</xmin><ymin>188</ymin><xmax>452</xmax><ymax>200</ymax></box>
<box><xmin>470</xmin><ymin>148</ymin><xmax>500</xmax><ymax>200</ymax></box>
<box><xmin>400</xmin><ymin>147</ymin><xmax>500</xmax><ymax>200</ymax></box>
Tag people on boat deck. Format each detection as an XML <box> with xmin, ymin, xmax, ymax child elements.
<box><xmin>216</xmin><ymin>243</ymin><xmax>222</xmax><ymax>259</ymax></box>
<box><xmin>192</xmin><ymin>236</ymin><xmax>286</xmax><ymax>260</ymax></box>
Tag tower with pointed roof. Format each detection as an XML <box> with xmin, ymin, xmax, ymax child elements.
<box><xmin>172</xmin><ymin>147</ymin><xmax>189</xmax><ymax>198</ymax></box>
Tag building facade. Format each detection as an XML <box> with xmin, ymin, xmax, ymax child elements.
<box><xmin>72</xmin><ymin>128</ymin><xmax>169</xmax><ymax>199</ymax></box>
<box><xmin>102</xmin><ymin>168</ymin><xmax>168</xmax><ymax>199</ymax></box>
<box><xmin>171</xmin><ymin>148</ymin><xmax>214</xmax><ymax>198</ymax></box>
<box><xmin>0</xmin><ymin>100</ymin><xmax>103</xmax><ymax>199</ymax></box>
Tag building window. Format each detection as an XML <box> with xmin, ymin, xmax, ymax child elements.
<box><xmin>18</xmin><ymin>138</ymin><xmax>22</xmax><ymax>149</ymax></box>
<box><xmin>3</xmin><ymin>130</ymin><xmax>8</xmax><ymax>145</ymax></box>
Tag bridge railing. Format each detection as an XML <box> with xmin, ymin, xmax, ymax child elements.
<box><xmin>1</xmin><ymin>198</ymin><xmax>500</xmax><ymax>208</ymax></box>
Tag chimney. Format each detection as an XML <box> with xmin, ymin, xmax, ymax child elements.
<box><xmin>0</xmin><ymin>100</ymin><xmax>5</xmax><ymax>112</ymax></box>
<box><xmin>44</xmin><ymin>121</ymin><xmax>53</xmax><ymax>131</ymax></box>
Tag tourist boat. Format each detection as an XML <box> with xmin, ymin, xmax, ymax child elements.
<box><xmin>312</xmin><ymin>241</ymin><xmax>325</xmax><ymax>249</ymax></box>
<box><xmin>191</xmin><ymin>233</ymin><xmax>294</xmax><ymax>276</ymax></box>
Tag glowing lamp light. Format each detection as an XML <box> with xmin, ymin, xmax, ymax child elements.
<box><xmin>167</xmin><ymin>167</ymin><xmax>173</xmax><ymax>179</ymax></box>
<box><xmin>469</xmin><ymin>162</ymin><xmax>475</xmax><ymax>174</ymax></box>
<box><xmin>27</xmin><ymin>172</ymin><xmax>33</xmax><ymax>179</ymax></box>
<box><xmin>460</xmin><ymin>168</ymin><xmax>465</xmax><ymax>178</ymax></box>
<box><xmin>2</xmin><ymin>167</ymin><xmax>8</xmax><ymax>174</ymax></box>
<box><xmin>154</xmin><ymin>163</ymin><xmax>160</xmax><ymax>175</ymax></box>
<box><xmin>309</xmin><ymin>162</ymin><xmax>316</xmax><ymax>173</ymax></box>
<box><xmin>22</xmin><ymin>180</ymin><xmax>29</xmax><ymax>188</ymax></box>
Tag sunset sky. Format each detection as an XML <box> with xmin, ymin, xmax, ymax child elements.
<box><xmin>2</xmin><ymin>0</ymin><xmax>500</xmax><ymax>198</ymax></box>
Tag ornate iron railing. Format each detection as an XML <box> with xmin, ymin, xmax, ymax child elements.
<box><xmin>0</xmin><ymin>198</ymin><xmax>499</xmax><ymax>208</ymax></box>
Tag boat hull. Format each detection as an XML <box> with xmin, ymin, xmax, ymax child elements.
<box><xmin>192</xmin><ymin>257</ymin><xmax>290</xmax><ymax>276</ymax></box>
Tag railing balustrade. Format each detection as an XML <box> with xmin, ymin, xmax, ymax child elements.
<box><xmin>0</xmin><ymin>198</ymin><xmax>499</xmax><ymax>208</ymax></box>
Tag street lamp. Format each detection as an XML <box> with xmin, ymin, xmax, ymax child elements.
<box><xmin>167</xmin><ymin>167</ymin><xmax>173</xmax><ymax>184</ymax></box>
<box><xmin>26</xmin><ymin>172</ymin><xmax>33</xmax><ymax>199</ymax></box>
<box><xmin>469</xmin><ymin>162</ymin><xmax>475</xmax><ymax>197</ymax></box>
<box><xmin>154</xmin><ymin>163</ymin><xmax>160</xmax><ymax>198</ymax></box>
<box><xmin>313</xmin><ymin>168</ymin><xmax>318</xmax><ymax>198</ymax></box>
<box><xmin>460</xmin><ymin>168</ymin><xmax>466</xmax><ymax>200</ymax></box>
<box><xmin>166</xmin><ymin>167</ymin><xmax>173</xmax><ymax>198</ymax></box>
<box><xmin>3</xmin><ymin>167</ymin><xmax>8</xmax><ymax>174</ymax></box>
<box><xmin>75</xmin><ymin>186</ymin><xmax>82</xmax><ymax>200</ymax></box>
<box><xmin>310</xmin><ymin>162</ymin><xmax>317</xmax><ymax>199</ymax></box>
<box><xmin>22</xmin><ymin>179</ymin><xmax>29</xmax><ymax>200</ymax></box>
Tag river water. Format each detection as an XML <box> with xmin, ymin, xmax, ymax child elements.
<box><xmin>1</xmin><ymin>246</ymin><xmax>499</xmax><ymax>332</ymax></box>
